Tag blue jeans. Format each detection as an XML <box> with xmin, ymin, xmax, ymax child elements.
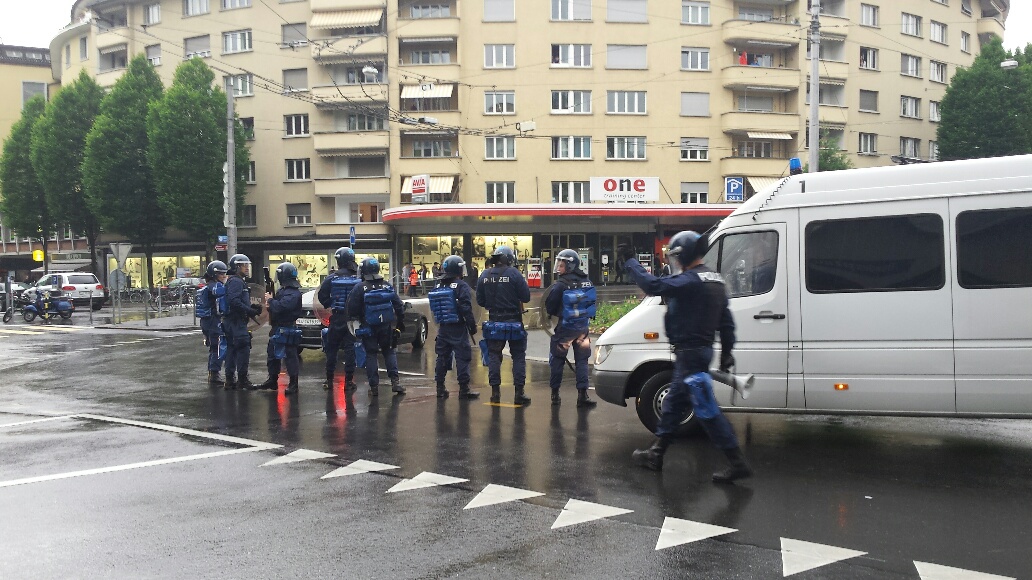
<box><xmin>549</xmin><ymin>325</ymin><xmax>590</xmax><ymax>391</ymax></box>
<box><xmin>657</xmin><ymin>346</ymin><xmax>739</xmax><ymax>449</ymax></box>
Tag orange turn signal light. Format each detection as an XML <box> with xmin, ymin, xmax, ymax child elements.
<box><xmin>834</xmin><ymin>383</ymin><xmax>849</xmax><ymax>391</ymax></box>
<box><xmin>644</xmin><ymin>332</ymin><xmax>659</xmax><ymax>340</ymax></box>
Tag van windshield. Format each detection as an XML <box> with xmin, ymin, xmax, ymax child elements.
<box><xmin>705</xmin><ymin>231</ymin><xmax>778</xmax><ymax>298</ymax></box>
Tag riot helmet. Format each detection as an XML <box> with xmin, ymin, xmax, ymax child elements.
<box><xmin>334</xmin><ymin>246</ymin><xmax>357</xmax><ymax>270</ymax></box>
<box><xmin>553</xmin><ymin>249</ymin><xmax>579</xmax><ymax>274</ymax></box>
<box><xmin>666</xmin><ymin>230</ymin><xmax>703</xmax><ymax>273</ymax></box>
<box><xmin>276</xmin><ymin>262</ymin><xmax>300</xmax><ymax>288</ymax></box>
<box><xmin>205</xmin><ymin>260</ymin><xmax>228</xmax><ymax>281</ymax></box>
<box><xmin>228</xmin><ymin>254</ymin><xmax>252</xmax><ymax>277</ymax></box>
<box><xmin>491</xmin><ymin>245</ymin><xmax>515</xmax><ymax>266</ymax></box>
<box><xmin>359</xmin><ymin>257</ymin><xmax>382</xmax><ymax>280</ymax></box>
<box><xmin>441</xmin><ymin>255</ymin><xmax>467</xmax><ymax>278</ymax></box>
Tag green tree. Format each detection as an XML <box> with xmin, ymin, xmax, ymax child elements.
<box><xmin>0</xmin><ymin>97</ymin><xmax>53</xmax><ymax>271</ymax></box>
<box><xmin>30</xmin><ymin>69</ymin><xmax>105</xmax><ymax>274</ymax></box>
<box><xmin>938</xmin><ymin>37</ymin><xmax>1032</xmax><ymax>161</ymax></box>
<box><xmin>147</xmin><ymin>59</ymin><xmax>249</xmax><ymax>258</ymax></box>
<box><xmin>83</xmin><ymin>55</ymin><xmax>166</xmax><ymax>287</ymax></box>
<box><xmin>803</xmin><ymin>130</ymin><xmax>854</xmax><ymax>172</ymax></box>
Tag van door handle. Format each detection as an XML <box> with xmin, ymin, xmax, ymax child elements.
<box><xmin>753</xmin><ymin>312</ymin><xmax>786</xmax><ymax>320</ymax></box>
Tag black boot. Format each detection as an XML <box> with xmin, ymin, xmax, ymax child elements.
<box><xmin>632</xmin><ymin>437</ymin><xmax>670</xmax><ymax>471</ymax></box>
<box><xmin>458</xmin><ymin>384</ymin><xmax>480</xmax><ymax>399</ymax></box>
<box><xmin>368</xmin><ymin>385</ymin><xmax>379</xmax><ymax>397</ymax></box>
<box><xmin>437</xmin><ymin>383</ymin><xmax>450</xmax><ymax>398</ymax></box>
<box><xmin>258</xmin><ymin>375</ymin><xmax>279</xmax><ymax>391</ymax></box>
<box><xmin>224</xmin><ymin>374</ymin><xmax>237</xmax><ymax>391</ymax></box>
<box><xmin>551</xmin><ymin>389</ymin><xmax>561</xmax><ymax>406</ymax></box>
<box><xmin>490</xmin><ymin>386</ymin><xmax>500</xmax><ymax>404</ymax></box>
<box><xmin>284</xmin><ymin>376</ymin><xmax>299</xmax><ymax>396</ymax></box>
<box><xmin>323</xmin><ymin>371</ymin><xmax>334</xmax><ymax>391</ymax></box>
<box><xmin>391</xmin><ymin>377</ymin><xmax>405</xmax><ymax>395</ymax></box>
<box><xmin>238</xmin><ymin>372</ymin><xmax>257</xmax><ymax>391</ymax></box>
<box><xmin>712</xmin><ymin>447</ymin><xmax>753</xmax><ymax>483</ymax></box>
<box><xmin>513</xmin><ymin>387</ymin><xmax>531</xmax><ymax>406</ymax></box>
<box><xmin>208</xmin><ymin>371</ymin><xmax>224</xmax><ymax>388</ymax></box>
<box><xmin>344</xmin><ymin>374</ymin><xmax>356</xmax><ymax>392</ymax></box>
<box><xmin>576</xmin><ymin>389</ymin><xmax>597</xmax><ymax>408</ymax></box>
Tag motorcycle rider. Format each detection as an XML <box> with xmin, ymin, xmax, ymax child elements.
<box><xmin>317</xmin><ymin>247</ymin><xmax>361</xmax><ymax>392</ymax></box>
<box><xmin>259</xmin><ymin>263</ymin><xmax>304</xmax><ymax>395</ymax></box>
<box><xmin>429</xmin><ymin>255</ymin><xmax>479</xmax><ymax>399</ymax></box>
<box><xmin>347</xmin><ymin>257</ymin><xmax>405</xmax><ymax>397</ymax></box>
<box><xmin>544</xmin><ymin>249</ymin><xmax>597</xmax><ymax>408</ymax></box>
<box><xmin>224</xmin><ymin>253</ymin><xmax>262</xmax><ymax>391</ymax></box>
<box><xmin>476</xmin><ymin>246</ymin><xmax>531</xmax><ymax>405</ymax></box>
<box><xmin>197</xmin><ymin>260</ymin><xmax>228</xmax><ymax>387</ymax></box>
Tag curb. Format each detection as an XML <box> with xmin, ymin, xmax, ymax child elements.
<box><xmin>92</xmin><ymin>325</ymin><xmax>199</xmax><ymax>332</ymax></box>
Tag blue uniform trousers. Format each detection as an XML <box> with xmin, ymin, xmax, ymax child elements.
<box><xmin>549</xmin><ymin>325</ymin><xmax>590</xmax><ymax>391</ymax></box>
<box><xmin>324</xmin><ymin>321</ymin><xmax>357</xmax><ymax>378</ymax></box>
<box><xmin>223</xmin><ymin>319</ymin><xmax>251</xmax><ymax>378</ymax></box>
<box><xmin>200</xmin><ymin>317</ymin><xmax>225</xmax><ymax>372</ymax></box>
<box><xmin>435</xmin><ymin>324</ymin><xmax>472</xmax><ymax>386</ymax></box>
<box><xmin>360</xmin><ymin>327</ymin><xmax>399</xmax><ymax>388</ymax></box>
<box><xmin>267</xmin><ymin>336</ymin><xmax>299</xmax><ymax>378</ymax></box>
<box><xmin>487</xmin><ymin>338</ymin><xmax>526</xmax><ymax>388</ymax></box>
<box><xmin>657</xmin><ymin>346</ymin><xmax>739</xmax><ymax>449</ymax></box>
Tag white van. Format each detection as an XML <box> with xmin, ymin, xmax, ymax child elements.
<box><xmin>593</xmin><ymin>154</ymin><xmax>1032</xmax><ymax>434</ymax></box>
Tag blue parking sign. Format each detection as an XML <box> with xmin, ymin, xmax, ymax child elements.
<box><xmin>349</xmin><ymin>225</ymin><xmax>356</xmax><ymax>246</ymax></box>
<box><xmin>725</xmin><ymin>177</ymin><xmax>745</xmax><ymax>203</ymax></box>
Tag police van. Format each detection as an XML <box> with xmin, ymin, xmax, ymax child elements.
<box><xmin>592</xmin><ymin>154</ymin><xmax>1032</xmax><ymax>434</ymax></box>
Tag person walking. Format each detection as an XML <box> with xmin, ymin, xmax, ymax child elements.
<box><xmin>197</xmin><ymin>260</ymin><xmax>228</xmax><ymax>387</ymax></box>
<box><xmin>259</xmin><ymin>263</ymin><xmax>304</xmax><ymax>395</ymax></box>
<box><xmin>429</xmin><ymin>255</ymin><xmax>479</xmax><ymax>400</ymax></box>
<box><xmin>348</xmin><ymin>257</ymin><xmax>406</xmax><ymax>397</ymax></box>
<box><xmin>619</xmin><ymin>232</ymin><xmax>752</xmax><ymax>482</ymax></box>
<box><xmin>544</xmin><ymin>249</ymin><xmax>597</xmax><ymax>408</ymax></box>
<box><xmin>476</xmin><ymin>245</ymin><xmax>531</xmax><ymax>405</ymax></box>
<box><xmin>408</xmin><ymin>265</ymin><xmax>419</xmax><ymax>297</ymax></box>
<box><xmin>614</xmin><ymin>256</ymin><xmax>625</xmax><ymax>284</ymax></box>
<box><xmin>223</xmin><ymin>254</ymin><xmax>262</xmax><ymax>391</ymax></box>
<box><xmin>432</xmin><ymin>261</ymin><xmax>442</xmax><ymax>279</ymax></box>
<box><xmin>318</xmin><ymin>247</ymin><xmax>361</xmax><ymax>392</ymax></box>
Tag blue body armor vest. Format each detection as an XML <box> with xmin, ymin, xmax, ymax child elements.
<box><xmin>330</xmin><ymin>275</ymin><xmax>359</xmax><ymax>311</ymax></box>
<box><xmin>363</xmin><ymin>286</ymin><xmax>396</xmax><ymax>326</ymax></box>
<box><xmin>561</xmin><ymin>284</ymin><xmax>596</xmax><ymax>330</ymax></box>
<box><xmin>196</xmin><ymin>282</ymin><xmax>226</xmax><ymax>318</ymax></box>
<box><xmin>428</xmin><ymin>285</ymin><xmax>460</xmax><ymax>324</ymax></box>
<box><xmin>195</xmin><ymin>285</ymin><xmax>212</xmax><ymax>318</ymax></box>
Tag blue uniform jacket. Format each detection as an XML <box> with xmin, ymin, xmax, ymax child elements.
<box><xmin>224</xmin><ymin>275</ymin><xmax>255</xmax><ymax>324</ymax></box>
<box><xmin>317</xmin><ymin>266</ymin><xmax>359</xmax><ymax>326</ymax></box>
<box><xmin>544</xmin><ymin>270</ymin><xmax>590</xmax><ymax>322</ymax></box>
<box><xmin>346</xmin><ymin>278</ymin><xmax>405</xmax><ymax>329</ymax></box>
<box><xmin>476</xmin><ymin>265</ymin><xmax>530</xmax><ymax>322</ymax></box>
<box><xmin>268</xmin><ymin>286</ymin><xmax>303</xmax><ymax>327</ymax></box>
<box><xmin>436</xmin><ymin>276</ymin><xmax>477</xmax><ymax>335</ymax></box>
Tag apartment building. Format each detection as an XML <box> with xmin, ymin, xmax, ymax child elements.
<box><xmin>39</xmin><ymin>0</ymin><xmax>1009</xmax><ymax>285</ymax></box>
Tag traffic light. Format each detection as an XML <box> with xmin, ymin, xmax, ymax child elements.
<box><xmin>222</xmin><ymin>162</ymin><xmax>230</xmax><ymax>227</ymax></box>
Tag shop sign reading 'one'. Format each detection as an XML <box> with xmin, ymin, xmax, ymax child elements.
<box><xmin>590</xmin><ymin>177</ymin><xmax>660</xmax><ymax>202</ymax></box>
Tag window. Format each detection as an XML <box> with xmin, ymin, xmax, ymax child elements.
<box><xmin>183</xmin><ymin>0</ymin><xmax>209</xmax><ymax>16</ymax></box>
<box><xmin>240</xmin><ymin>205</ymin><xmax>257</xmax><ymax>227</ymax></box>
<box><xmin>223</xmin><ymin>0</ymin><xmax>251</xmax><ymax>8</ymax></box>
<box><xmin>285</xmin><ymin>114</ymin><xmax>309</xmax><ymax>137</ymax></box>
<box><xmin>607</xmin><ymin>137</ymin><xmax>646</xmax><ymax>160</ymax></box>
<box><xmin>961</xmin><ymin>0</ymin><xmax>971</xmax><ymax>16</ymax></box>
<box><xmin>738</xmin><ymin>94</ymin><xmax>773</xmax><ymax>112</ymax></box>
<box><xmin>79</xmin><ymin>37</ymin><xmax>88</xmax><ymax>60</ymax></box>
<box><xmin>486</xmin><ymin>182</ymin><xmax>515</xmax><ymax>203</ymax></box>
<box><xmin>680</xmin><ymin>92</ymin><xmax>709</xmax><ymax>116</ymax></box>
<box><xmin>551</xmin><ymin>90</ymin><xmax>591</xmax><ymax>114</ymax></box>
<box><xmin>860</xmin><ymin>3</ymin><xmax>878</xmax><ymax>27</ymax></box>
<box><xmin>900</xmin><ymin>96</ymin><xmax>920</xmax><ymax>118</ymax></box>
<box><xmin>930</xmin><ymin>21</ymin><xmax>947</xmax><ymax>44</ymax></box>
<box><xmin>484</xmin><ymin>91</ymin><xmax>515</xmax><ymax>114</ymax></box>
<box><xmin>607</xmin><ymin>45</ymin><xmax>646</xmax><ymax>69</ymax></box>
<box><xmin>339</xmin><ymin>111</ymin><xmax>386</xmax><ymax>131</ymax></box>
<box><xmin>484</xmin><ymin>44</ymin><xmax>515</xmax><ymax>68</ymax></box>
<box><xmin>705</xmin><ymin>231</ymin><xmax>779</xmax><ymax>298</ymax></box>
<box><xmin>282</xmin><ymin>24</ymin><xmax>307</xmax><ymax>46</ymax></box>
<box><xmin>607</xmin><ymin>91</ymin><xmax>646</xmax><ymax>114</ymax></box>
<box><xmin>411</xmin><ymin>50</ymin><xmax>451</xmax><ymax>64</ymax></box>
<box><xmin>551</xmin><ymin>136</ymin><xmax>591</xmax><ymax>159</ymax></box>
<box><xmin>739</xmin><ymin>5</ymin><xmax>772</xmax><ymax>21</ymax></box>
<box><xmin>859</xmin><ymin>47</ymin><xmax>878</xmax><ymax>70</ymax></box>
<box><xmin>64</xmin><ymin>44</ymin><xmax>70</xmax><ymax>69</ymax></box>
<box><xmin>410</xmin><ymin>4</ymin><xmax>450</xmax><ymax>17</ymax></box>
<box><xmin>552</xmin><ymin>0</ymin><xmax>591</xmax><ymax>21</ymax></box>
<box><xmin>21</xmin><ymin>82</ymin><xmax>46</xmax><ymax>106</ymax></box>
<box><xmin>901</xmin><ymin>13</ymin><xmax>921</xmax><ymax>37</ymax></box>
<box><xmin>930</xmin><ymin>61</ymin><xmax>947</xmax><ymax>83</ymax></box>
<box><xmin>240</xmin><ymin>118</ymin><xmax>254</xmax><ymax>140</ymax></box>
<box><xmin>961</xmin><ymin>31</ymin><xmax>971</xmax><ymax>53</ymax></box>
<box><xmin>805</xmin><ymin>214</ymin><xmax>944</xmax><ymax>293</ymax></box>
<box><xmin>682</xmin><ymin>1</ymin><xmax>709</xmax><ymax>24</ymax></box>
<box><xmin>412</xmin><ymin>140</ymin><xmax>453</xmax><ymax>157</ymax></box>
<box><xmin>901</xmin><ymin>54</ymin><xmax>921</xmax><ymax>77</ymax></box>
<box><xmin>552</xmin><ymin>181</ymin><xmax>590</xmax><ymax>203</ymax></box>
<box><xmin>680</xmin><ymin>182</ymin><xmax>708</xmax><ymax>204</ymax></box>
<box><xmin>222</xmin><ymin>30</ymin><xmax>252</xmax><ymax>53</ymax></box>
<box><xmin>184</xmin><ymin>35</ymin><xmax>211</xmax><ymax>58</ymax></box>
<box><xmin>484</xmin><ymin>0</ymin><xmax>514</xmax><ymax>21</ymax></box>
<box><xmin>680</xmin><ymin>138</ymin><xmax>708</xmax><ymax>161</ymax></box>
<box><xmin>929</xmin><ymin>141</ymin><xmax>939</xmax><ymax>161</ymax></box>
<box><xmin>680</xmin><ymin>47</ymin><xmax>709</xmax><ymax>71</ymax></box>
<box><xmin>286</xmin><ymin>203</ymin><xmax>311</xmax><ymax>225</ymax></box>
<box><xmin>900</xmin><ymin>137</ymin><xmax>920</xmax><ymax>158</ymax></box>
<box><xmin>859</xmin><ymin>89</ymin><xmax>878</xmax><ymax>112</ymax></box>
<box><xmin>735</xmin><ymin>141</ymin><xmax>773</xmax><ymax>158</ymax></box>
<box><xmin>485</xmin><ymin>136</ymin><xmax>515</xmax><ymax>159</ymax></box>
<box><xmin>929</xmin><ymin>101</ymin><xmax>941</xmax><ymax>122</ymax></box>
<box><xmin>859</xmin><ymin>132</ymin><xmax>877</xmax><ymax>154</ymax></box>
<box><xmin>283</xmin><ymin>69</ymin><xmax>308</xmax><ymax>91</ymax></box>
<box><xmin>246</xmin><ymin>161</ymin><xmax>256</xmax><ymax>183</ymax></box>
<box><xmin>286</xmin><ymin>158</ymin><xmax>311</xmax><ymax>181</ymax></box>
<box><xmin>551</xmin><ymin>44</ymin><xmax>591</xmax><ymax>67</ymax></box>
<box><xmin>145</xmin><ymin>44</ymin><xmax>161</xmax><ymax>66</ymax></box>
<box><xmin>331</xmin><ymin>63</ymin><xmax>383</xmax><ymax>84</ymax></box>
<box><xmin>608</xmin><ymin>0</ymin><xmax>646</xmax><ymax>23</ymax></box>
<box><xmin>144</xmin><ymin>3</ymin><xmax>161</xmax><ymax>24</ymax></box>
<box><xmin>225</xmin><ymin>74</ymin><xmax>253</xmax><ymax>96</ymax></box>
<box><xmin>957</xmin><ymin>207</ymin><xmax>1032</xmax><ymax>288</ymax></box>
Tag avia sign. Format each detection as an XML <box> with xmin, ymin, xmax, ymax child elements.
<box><xmin>411</xmin><ymin>174</ymin><xmax>429</xmax><ymax>204</ymax></box>
<box><xmin>590</xmin><ymin>177</ymin><xmax>660</xmax><ymax>202</ymax></box>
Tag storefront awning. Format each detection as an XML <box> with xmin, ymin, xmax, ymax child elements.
<box><xmin>747</xmin><ymin>176</ymin><xmax>784</xmax><ymax>192</ymax></box>
<box><xmin>747</xmin><ymin>132</ymin><xmax>793</xmax><ymax>140</ymax></box>
<box><xmin>401</xmin><ymin>84</ymin><xmax>454</xmax><ymax>99</ymax></box>
<box><xmin>401</xmin><ymin>175</ymin><xmax>455</xmax><ymax>194</ymax></box>
<box><xmin>310</xmin><ymin>9</ymin><xmax>383</xmax><ymax>29</ymax></box>
<box><xmin>31</xmin><ymin>260</ymin><xmax>92</xmax><ymax>273</ymax></box>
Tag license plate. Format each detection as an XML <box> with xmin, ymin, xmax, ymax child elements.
<box><xmin>79</xmin><ymin>291</ymin><xmax>91</xmax><ymax>297</ymax></box>
<box><xmin>297</xmin><ymin>318</ymin><xmax>321</xmax><ymax>326</ymax></box>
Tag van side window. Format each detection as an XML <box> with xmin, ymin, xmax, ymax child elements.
<box><xmin>805</xmin><ymin>214</ymin><xmax>945</xmax><ymax>293</ymax></box>
<box><xmin>957</xmin><ymin>207</ymin><xmax>1032</xmax><ymax>289</ymax></box>
<box><xmin>706</xmin><ymin>231</ymin><xmax>779</xmax><ymax>298</ymax></box>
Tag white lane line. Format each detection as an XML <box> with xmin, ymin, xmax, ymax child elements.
<box><xmin>0</xmin><ymin>329</ymin><xmax>45</xmax><ymax>335</ymax></box>
<box><xmin>914</xmin><ymin>561</ymin><xmax>1015</xmax><ymax>580</ymax></box>
<box><xmin>0</xmin><ymin>415</ymin><xmax>75</xmax><ymax>428</ymax></box>
<box><xmin>551</xmin><ymin>498</ymin><xmax>633</xmax><ymax>530</ymax></box>
<box><xmin>655</xmin><ymin>517</ymin><xmax>737</xmax><ymax>551</ymax></box>
<box><xmin>321</xmin><ymin>459</ymin><xmax>399</xmax><ymax>479</ymax></box>
<box><xmin>77</xmin><ymin>347</ymin><xmax>100</xmax><ymax>351</ymax></box>
<box><xmin>387</xmin><ymin>471</ymin><xmax>468</xmax><ymax>493</ymax></box>
<box><xmin>781</xmin><ymin>538</ymin><xmax>867</xmax><ymax>577</ymax></box>
<box><xmin>74</xmin><ymin>414</ymin><xmax>280</xmax><ymax>450</ymax></box>
<box><xmin>374</xmin><ymin>369</ymin><xmax>424</xmax><ymax>377</ymax></box>
<box><xmin>463</xmin><ymin>483</ymin><xmax>544</xmax><ymax>509</ymax></box>
<box><xmin>262</xmin><ymin>449</ymin><xmax>336</xmax><ymax>466</ymax></box>
<box><xmin>115</xmin><ymin>341</ymin><xmax>138</xmax><ymax>345</ymax></box>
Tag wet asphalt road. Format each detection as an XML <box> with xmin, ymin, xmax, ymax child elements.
<box><xmin>1</xmin><ymin>310</ymin><xmax>1030</xmax><ymax>579</ymax></box>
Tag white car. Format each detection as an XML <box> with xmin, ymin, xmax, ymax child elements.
<box><xmin>296</xmin><ymin>289</ymin><xmax>430</xmax><ymax>350</ymax></box>
<box><xmin>30</xmin><ymin>272</ymin><xmax>107</xmax><ymax>311</ymax></box>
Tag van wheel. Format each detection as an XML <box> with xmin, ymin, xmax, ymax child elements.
<box><xmin>635</xmin><ymin>370</ymin><xmax>700</xmax><ymax>437</ymax></box>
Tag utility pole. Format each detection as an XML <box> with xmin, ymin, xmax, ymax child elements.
<box><xmin>225</xmin><ymin>87</ymin><xmax>237</xmax><ymax>257</ymax></box>
<box><xmin>808</xmin><ymin>0</ymin><xmax>821</xmax><ymax>173</ymax></box>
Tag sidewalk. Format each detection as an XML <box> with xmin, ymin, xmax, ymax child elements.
<box><xmin>93</xmin><ymin>313</ymin><xmax>200</xmax><ymax>332</ymax></box>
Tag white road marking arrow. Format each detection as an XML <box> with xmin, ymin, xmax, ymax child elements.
<box><xmin>387</xmin><ymin>471</ymin><xmax>468</xmax><ymax>493</ymax></box>
<box><xmin>781</xmin><ymin>538</ymin><xmax>867</xmax><ymax>577</ymax></box>
<box><xmin>551</xmin><ymin>499</ymin><xmax>633</xmax><ymax>529</ymax></box>
<box><xmin>463</xmin><ymin>484</ymin><xmax>544</xmax><ymax>509</ymax></box>
<box><xmin>915</xmin><ymin>561</ymin><xmax>1015</xmax><ymax>580</ymax></box>
<box><xmin>262</xmin><ymin>449</ymin><xmax>336</xmax><ymax>466</ymax></box>
<box><xmin>321</xmin><ymin>459</ymin><xmax>399</xmax><ymax>479</ymax></box>
<box><xmin>655</xmin><ymin>517</ymin><xmax>737</xmax><ymax>550</ymax></box>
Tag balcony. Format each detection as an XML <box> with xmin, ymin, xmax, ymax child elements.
<box><xmin>395</xmin><ymin>156</ymin><xmax>461</xmax><ymax>174</ymax></box>
<box><xmin>315</xmin><ymin>222</ymin><xmax>390</xmax><ymax>236</ymax></box>
<box><xmin>312</xmin><ymin>35</ymin><xmax>388</xmax><ymax>61</ymax></box>
<box><xmin>722</xmin><ymin>65</ymin><xmax>800</xmax><ymax>91</ymax></box>
<box><xmin>722</xmin><ymin>110</ymin><xmax>800</xmax><ymax>134</ymax></box>
<box><xmin>313</xmin><ymin>176</ymin><xmax>390</xmax><ymax>197</ymax></box>
<box><xmin>311</xmin><ymin>0</ymin><xmax>386</xmax><ymax>11</ymax></box>
<box><xmin>95</xmin><ymin>67</ymin><xmax>127</xmax><ymax>88</ymax></box>
<box><xmin>976</xmin><ymin>17</ymin><xmax>1005</xmax><ymax>42</ymax></box>
<box><xmin>313</xmin><ymin>130</ymin><xmax>389</xmax><ymax>151</ymax></box>
<box><xmin>396</xmin><ymin>17</ymin><xmax>461</xmax><ymax>39</ymax></box>
<box><xmin>722</xmin><ymin>19</ymin><xmax>801</xmax><ymax>47</ymax></box>
<box><xmin>310</xmin><ymin>82</ymin><xmax>389</xmax><ymax>106</ymax></box>
<box><xmin>818</xmin><ymin>105</ymin><xmax>848</xmax><ymax>126</ymax></box>
<box><xmin>721</xmin><ymin>156</ymin><xmax>794</xmax><ymax>177</ymax></box>
<box><xmin>806</xmin><ymin>59</ymin><xmax>848</xmax><ymax>80</ymax></box>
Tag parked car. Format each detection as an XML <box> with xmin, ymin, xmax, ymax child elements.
<box><xmin>162</xmin><ymin>277</ymin><xmax>204</xmax><ymax>301</ymax></box>
<box><xmin>297</xmin><ymin>290</ymin><xmax>429</xmax><ymax>351</ymax></box>
<box><xmin>0</xmin><ymin>281</ymin><xmax>31</xmax><ymax>305</ymax></box>
<box><xmin>29</xmin><ymin>272</ymin><xmax>106</xmax><ymax>311</ymax></box>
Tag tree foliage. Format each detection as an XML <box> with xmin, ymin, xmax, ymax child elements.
<box><xmin>0</xmin><ymin>97</ymin><xmax>52</xmax><ymax>268</ymax></box>
<box><xmin>803</xmin><ymin>130</ymin><xmax>854</xmax><ymax>172</ymax></box>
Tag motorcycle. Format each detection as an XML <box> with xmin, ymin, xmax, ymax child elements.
<box><xmin>22</xmin><ymin>290</ymin><xmax>74</xmax><ymax>323</ymax></box>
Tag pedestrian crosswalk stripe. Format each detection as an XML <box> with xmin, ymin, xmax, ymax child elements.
<box><xmin>551</xmin><ymin>499</ymin><xmax>633</xmax><ymax>529</ymax></box>
<box><xmin>781</xmin><ymin>538</ymin><xmax>867</xmax><ymax>577</ymax></box>
<box><xmin>0</xmin><ymin>329</ymin><xmax>45</xmax><ymax>335</ymax></box>
<box><xmin>4</xmin><ymin>325</ymin><xmax>84</xmax><ymax>332</ymax></box>
<box><xmin>76</xmin><ymin>347</ymin><xmax>99</xmax><ymax>351</ymax></box>
<box><xmin>655</xmin><ymin>517</ymin><xmax>737</xmax><ymax>550</ymax></box>
<box><xmin>262</xmin><ymin>449</ymin><xmax>336</xmax><ymax>466</ymax></box>
<box><xmin>914</xmin><ymin>561</ymin><xmax>1015</xmax><ymax>580</ymax></box>
<box><xmin>321</xmin><ymin>459</ymin><xmax>399</xmax><ymax>479</ymax></box>
<box><xmin>387</xmin><ymin>471</ymin><xmax>468</xmax><ymax>493</ymax></box>
<box><xmin>464</xmin><ymin>484</ymin><xmax>544</xmax><ymax>509</ymax></box>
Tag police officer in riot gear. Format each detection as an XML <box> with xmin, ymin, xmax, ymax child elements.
<box><xmin>318</xmin><ymin>247</ymin><xmax>360</xmax><ymax>392</ymax></box>
<box><xmin>197</xmin><ymin>260</ymin><xmax>228</xmax><ymax>387</ymax></box>
<box><xmin>545</xmin><ymin>249</ymin><xmax>597</xmax><ymax>408</ymax></box>
<box><xmin>476</xmin><ymin>245</ymin><xmax>532</xmax><ymax>405</ymax></box>
<box><xmin>224</xmin><ymin>253</ymin><xmax>262</xmax><ymax>391</ymax></box>
<box><xmin>259</xmin><ymin>262</ymin><xmax>304</xmax><ymax>395</ymax></box>
<box><xmin>430</xmin><ymin>255</ymin><xmax>479</xmax><ymax>399</ymax></box>
<box><xmin>620</xmin><ymin>232</ymin><xmax>752</xmax><ymax>482</ymax></box>
<box><xmin>347</xmin><ymin>257</ymin><xmax>405</xmax><ymax>397</ymax></box>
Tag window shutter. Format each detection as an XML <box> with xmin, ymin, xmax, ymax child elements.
<box><xmin>680</xmin><ymin>92</ymin><xmax>709</xmax><ymax>116</ymax></box>
<box><xmin>608</xmin><ymin>0</ymin><xmax>646</xmax><ymax>22</ymax></box>
<box><xmin>606</xmin><ymin>44</ymin><xmax>646</xmax><ymax>69</ymax></box>
<box><xmin>483</xmin><ymin>0</ymin><xmax>514</xmax><ymax>21</ymax></box>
